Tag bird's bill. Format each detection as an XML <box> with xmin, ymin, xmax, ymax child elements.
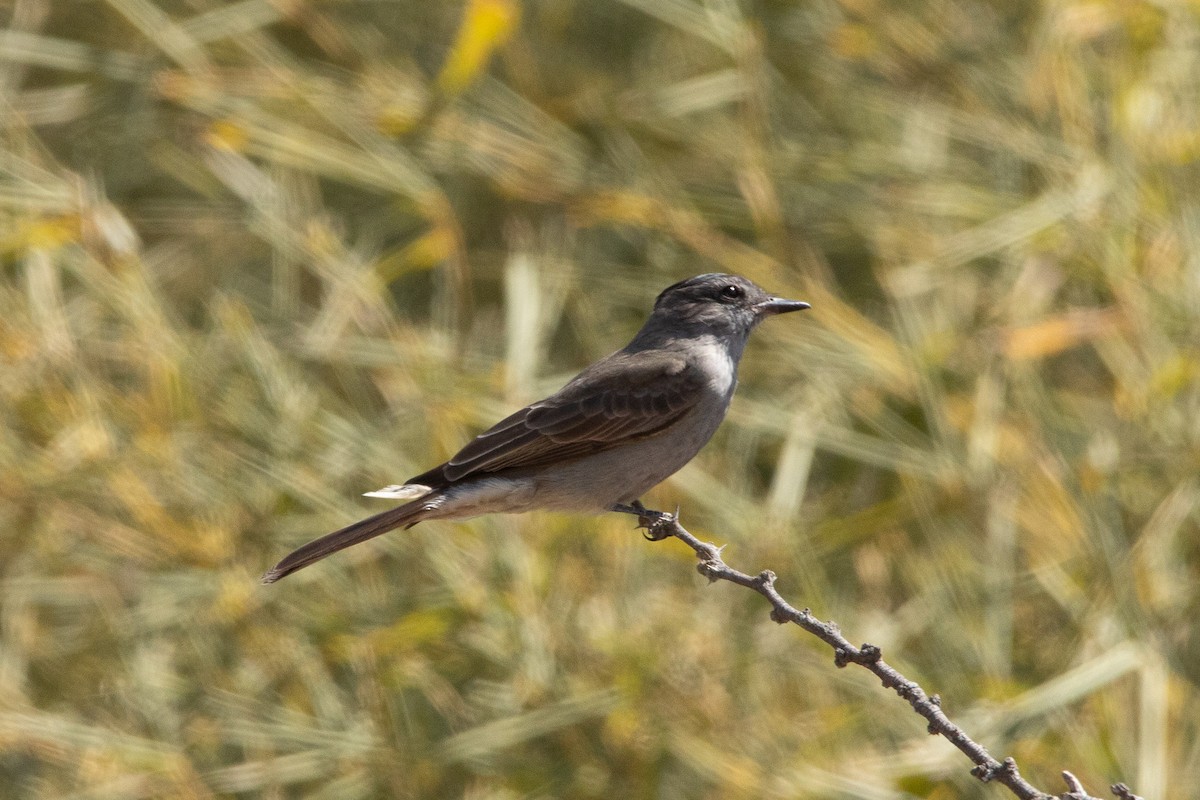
<box><xmin>756</xmin><ymin>297</ymin><xmax>811</xmax><ymax>315</ymax></box>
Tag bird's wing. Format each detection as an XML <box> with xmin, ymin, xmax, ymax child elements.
<box><xmin>415</xmin><ymin>350</ymin><xmax>707</xmax><ymax>484</ymax></box>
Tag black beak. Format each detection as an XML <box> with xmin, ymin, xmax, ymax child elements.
<box><xmin>756</xmin><ymin>297</ymin><xmax>811</xmax><ymax>315</ymax></box>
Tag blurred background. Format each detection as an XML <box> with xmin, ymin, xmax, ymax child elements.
<box><xmin>2</xmin><ymin>0</ymin><xmax>1198</xmax><ymax>797</ymax></box>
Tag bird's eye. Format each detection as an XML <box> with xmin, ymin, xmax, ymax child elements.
<box><xmin>720</xmin><ymin>284</ymin><xmax>743</xmax><ymax>300</ymax></box>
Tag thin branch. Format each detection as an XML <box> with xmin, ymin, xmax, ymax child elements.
<box><xmin>1111</xmin><ymin>784</ymin><xmax>1145</xmax><ymax>800</ymax></box>
<box><xmin>640</xmin><ymin>512</ymin><xmax>1143</xmax><ymax>800</ymax></box>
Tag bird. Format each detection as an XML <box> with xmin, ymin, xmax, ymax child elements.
<box><xmin>262</xmin><ymin>273</ymin><xmax>809</xmax><ymax>583</ymax></box>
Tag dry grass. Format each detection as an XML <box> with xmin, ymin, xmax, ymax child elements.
<box><xmin>1</xmin><ymin>0</ymin><xmax>1198</xmax><ymax>797</ymax></box>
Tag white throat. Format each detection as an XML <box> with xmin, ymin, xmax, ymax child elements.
<box><xmin>694</xmin><ymin>335</ymin><xmax>739</xmax><ymax>398</ymax></box>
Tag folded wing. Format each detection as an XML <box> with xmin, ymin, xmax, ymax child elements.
<box><xmin>407</xmin><ymin>350</ymin><xmax>704</xmax><ymax>487</ymax></box>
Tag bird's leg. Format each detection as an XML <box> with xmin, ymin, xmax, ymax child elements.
<box><xmin>609</xmin><ymin>500</ymin><xmax>678</xmax><ymax>541</ymax></box>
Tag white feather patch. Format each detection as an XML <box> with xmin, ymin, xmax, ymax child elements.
<box><xmin>363</xmin><ymin>484</ymin><xmax>433</xmax><ymax>500</ymax></box>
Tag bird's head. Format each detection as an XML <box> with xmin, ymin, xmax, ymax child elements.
<box><xmin>648</xmin><ymin>274</ymin><xmax>810</xmax><ymax>341</ymax></box>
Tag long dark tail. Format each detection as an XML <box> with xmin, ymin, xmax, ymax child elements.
<box><xmin>261</xmin><ymin>500</ymin><xmax>428</xmax><ymax>584</ymax></box>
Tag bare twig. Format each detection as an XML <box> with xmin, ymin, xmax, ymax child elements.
<box><xmin>1063</xmin><ymin>772</ymin><xmax>1096</xmax><ymax>800</ymax></box>
<box><xmin>640</xmin><ymin>512</ymin><xmax>1143</xmax><ymax>800</ymax></box>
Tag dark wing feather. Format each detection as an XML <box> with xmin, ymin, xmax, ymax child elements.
<box><xmin>411</xmin><ymin>350</ymin><xmax>705</xmax><ymax>485</ymax></box>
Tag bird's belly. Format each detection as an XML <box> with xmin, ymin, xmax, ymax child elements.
<box><xmin>428</xmin><ymin>386</ymin><xmax>732</xmax><ymax>519</ymax></box>
<box><xmin>527</xmin><ymin>400</ymin><xmax>729</xmax><ymax>511</ymax></box>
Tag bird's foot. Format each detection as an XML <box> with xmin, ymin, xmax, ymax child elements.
<box><xmin>638</xmin><ymin>508</ymin><xmax>678</xmax><ymax>541</ymax></box>
<box><xmin>610</xmin><ymin>502</ymin><xmax>679</xmax><ymax>541</ymax></box>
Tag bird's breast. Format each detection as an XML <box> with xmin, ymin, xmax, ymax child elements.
<box><xmin>693</xmin><ymin>340</ymin><xmax>738</xmax><ymax>401</ymax></box>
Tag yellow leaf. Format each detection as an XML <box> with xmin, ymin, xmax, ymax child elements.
<box><xmin>377</xmin><ymin>225</ymin><xmax>458</xmax><ymax>282</ymax></box>
<box><xmin>205</xmin><ymin>119</ymin><xmax>248</xmax><ymax>152</ymax></box>
<box><xmin>24</xmin><ymin>215</ymin><xmax>80</xmax><ymax>250</ymax></box>
<box><xmin>437</xmin><ymin>0</ymin><xmax>519</xmax><ymax>94</ymax></box>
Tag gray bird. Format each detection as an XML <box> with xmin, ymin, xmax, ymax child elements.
<box><xmin>262</xmin><ymin>273</ymin><xmax>809</xmax><ymax>583</ymax></box>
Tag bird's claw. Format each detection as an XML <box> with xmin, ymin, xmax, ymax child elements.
<box><xmin>636</xmin><ymin>507</ymin><xmax>679</xmax><ymax>541</ymax></box>
<box><xmin>610</xmin><ymin>502</ymin><xmax>679</xmax><ymax>541</ymax></box>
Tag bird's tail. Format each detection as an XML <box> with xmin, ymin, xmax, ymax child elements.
<box><xmin>261</xmin><ymin>499</ymin><xmax>429</xmax><ymax>584</ymax></box>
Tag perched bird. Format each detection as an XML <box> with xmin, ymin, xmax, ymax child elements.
<box><xmin>262</xmin><ymin>273</ymin><xmax>809</xmax><ymax>583</ymax></box>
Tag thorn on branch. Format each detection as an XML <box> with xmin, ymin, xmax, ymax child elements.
<box><xmin>696</xmin><ymin>560</ymin><xmax>721</xmax><ymax>583</ymax></box>
<box><xmin>695</xmin><ymin>540</ymin><xmax>724</xmax><ymax>563</ymax></box>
